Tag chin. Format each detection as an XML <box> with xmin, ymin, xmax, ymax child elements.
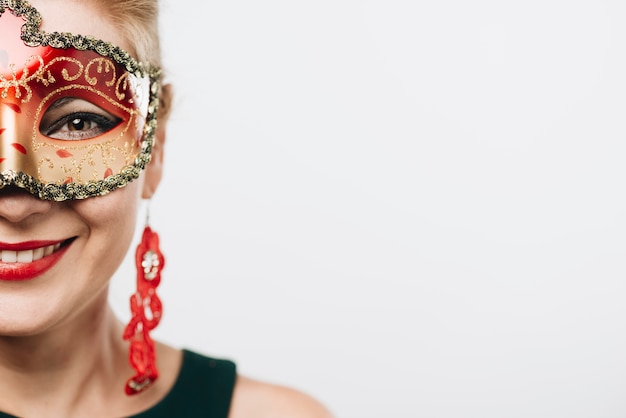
<box><xmin>0</xmin><ymin>320</ymin><xmax>55</xmax><ymax>338</ymax></box>
<box><xmin>0</xmin><ymin>296</ymin><xmax>69</xmax><ymax>338</ymax></box>
<box><xmin>0</xmin><ymin>308</ymin><xmax>63</xmax><ymax>337</ymax></box>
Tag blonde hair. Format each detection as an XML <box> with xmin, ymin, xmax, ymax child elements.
<box><xmin>90</xmin><ymin>0</ymin><xmax>161</xmax><ymax>66</ymax></box>
<box><xmin>88</xmin><ymin>0</ymin><xmax>172</xmax><ymax>119</ymax></box>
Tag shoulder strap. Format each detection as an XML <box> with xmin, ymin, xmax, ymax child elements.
<box><xmin>130</xmin><ymin>349</ymin><xmax>237</xmax><ymax>418</ymax></box>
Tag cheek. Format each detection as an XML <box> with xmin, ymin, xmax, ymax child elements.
<box><xmin>73</xmin><ymin>178</ymin><xmax>143</xmax><ymax>225</ymax></box>
<box><xmin>71</xmin><ymin>179</ymin><xmax>143</xmax><ymax>267</ymax></box>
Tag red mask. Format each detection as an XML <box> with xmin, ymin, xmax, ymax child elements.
<box><xmin>0</xmin><ymin>1</ymin><xmax>160</xmax><ymax>200</ymax></box>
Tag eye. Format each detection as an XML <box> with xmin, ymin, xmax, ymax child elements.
<box><xmin>39</xmin><ymin>97</ymin><xmax>122</xmax><ymax>140</ymax></box>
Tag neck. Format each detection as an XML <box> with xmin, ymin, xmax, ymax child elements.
<box><xmin>0</xmin><ymin>294</ymin><xmax>132</xmax><ymax>417</ymax></box>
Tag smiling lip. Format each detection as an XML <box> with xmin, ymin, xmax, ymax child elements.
<box><xmin>0</xmin><ymin>240</ymin><xmax>72</xmax><ymax>281</ymax></box>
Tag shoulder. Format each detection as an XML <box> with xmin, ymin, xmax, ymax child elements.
<box><xmin>229</xmin><ymin>375</ymin><xmax>335</xmax><ymax>418</ymax></box>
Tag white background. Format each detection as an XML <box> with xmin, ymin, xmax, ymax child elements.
<box><xmin>111</xmin><ymin>1</ymin><xmax>626</xmax><ymax>417</ymax></box>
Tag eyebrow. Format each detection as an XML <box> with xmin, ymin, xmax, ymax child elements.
<box><xmin>47</xmin><ymin>97</ymin><xmax>76</xmax><ymax>109</ymax></box>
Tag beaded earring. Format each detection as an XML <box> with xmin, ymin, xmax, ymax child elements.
<box><xmin>122</xmin><ymin>206</ymin><xmax>165</xmax><ymax>395</ymax></box>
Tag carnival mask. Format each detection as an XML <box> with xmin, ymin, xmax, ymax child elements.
<box><xmin>0</xmin><ymin>0</ymin><xmax>160</xmax><ymax>200</ymax></box>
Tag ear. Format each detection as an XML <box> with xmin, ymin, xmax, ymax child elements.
<box><xmin>142</xmin><ymin>83</ymin><xmax>173</xmax><ymax>199</ymax></box>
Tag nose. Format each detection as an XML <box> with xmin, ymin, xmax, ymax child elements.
<box><xmin>1</xmin><ymin>99</ymin><xmax>20</xmax><ymax>146</ymax></box>
<box><xmin>0</xmin><ymin>100</ymin><xmax>34</xmax><ymax>182</ymax></box>
<box><xmin>0</xmin><ymin>186</ymin><xmax>53</xmax><ymax>223</ymax></box>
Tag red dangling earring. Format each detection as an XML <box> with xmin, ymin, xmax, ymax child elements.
<box><xmin>122</xmin><ymin>207</ymin><xmax>165</xmax><ymax>395</ymax></box>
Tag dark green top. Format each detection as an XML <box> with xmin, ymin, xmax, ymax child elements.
<box><xmin>0</xmin><ymin>349</ymin><xmax>237</xmax><ymax>418</ymax></box>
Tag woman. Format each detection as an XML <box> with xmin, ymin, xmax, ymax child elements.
<box><xmin>0</xmin><ymin>0</ymin><xmax>333</xmax><ymax>417</ymax></box>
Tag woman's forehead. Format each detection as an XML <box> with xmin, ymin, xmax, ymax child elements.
<box><xmin>26</xmin><ymin>0</ymin><xmax>133</xmax><ymax>55</ymax></box>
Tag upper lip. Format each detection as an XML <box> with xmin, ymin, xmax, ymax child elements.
<box><xmin>0</xmin><ymin>240</ymin><xmax>68</xmax><ymax>251</ymax></box>
<box><xmin>0</xmin><ymin>237</ymin><xmax>75</xmax><ymax>279</ymax></box>
<box><xmin>0</xmin><ymin>238</ymin><xmax>75</xmax><ymax>264</ymax></box>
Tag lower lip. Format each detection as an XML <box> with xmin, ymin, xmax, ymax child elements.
<box><xmin>0</xmin><ymin>245</ymin><xmax>70</xmax><ymax>281</ymax></box>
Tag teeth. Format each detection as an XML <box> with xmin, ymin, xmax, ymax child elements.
<box><xmin>1</xmin><ymin>244</ymin><xmax>59</xmax><ymax>263</ymax></box>
<box><xmin>1</xmin><ymin>250</ymin><xmax>16</xmax><ymax>263</ymax></box>
<box><xmin>17</xmin><ymin>250</ymin><xmax>33</xmax><ymax>263</ymax></box>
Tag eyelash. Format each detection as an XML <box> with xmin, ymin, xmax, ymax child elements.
<box><xmin>42</xmin><ymin>112</ymin><xmax>120</xmax><ymax>141</ymax></box>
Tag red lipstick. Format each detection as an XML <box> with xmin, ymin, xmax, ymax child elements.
<box><xmin>0</xmin><ymin>240</ymin><xmax>70</xmax><ymax>281</ymax></box>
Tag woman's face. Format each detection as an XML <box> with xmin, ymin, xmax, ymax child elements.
<box><xmin>0</xmin><ymin>0</ymin><xmax>163</xmax><ymax>336</ymax></box>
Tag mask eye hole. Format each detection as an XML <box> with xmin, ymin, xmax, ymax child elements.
<box><xmin>39</xmin><ymin>97</ymin><xmax>122</xmax><ymax>141</ymax></box>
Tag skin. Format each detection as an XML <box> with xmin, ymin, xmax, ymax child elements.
<box><xmin>0</xmin><ymin>1</ymin><xmax>334</xmax><ymax>417</ymax></box>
